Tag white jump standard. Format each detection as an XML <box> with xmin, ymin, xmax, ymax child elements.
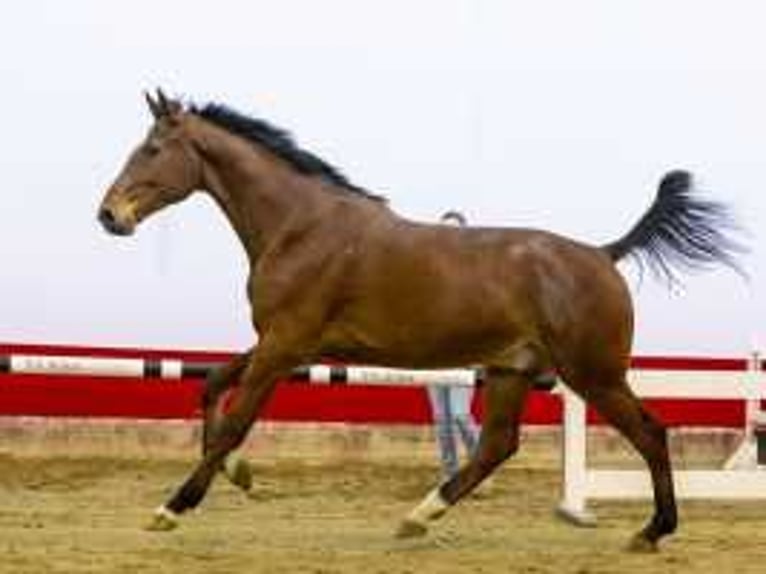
<box><xmin>556</xmin><ymin>356</ymin><xmax>766</xmax><ymax>526</ymax></box>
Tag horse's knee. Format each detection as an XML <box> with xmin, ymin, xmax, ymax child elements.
<box><xmin>210</xmin><ymin>417</ymin><xmax>249</xmax><ymax>451</ymax></box>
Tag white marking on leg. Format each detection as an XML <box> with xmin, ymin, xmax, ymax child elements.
<box><xmin>406</xmin><ymin>486</ymin><xmax>450</xmax><ymax>526</ymax></box>
<box><xmin>150</xmin><ymin>504</ymin><xmax>180</xmax><ymax>530</ymax></box>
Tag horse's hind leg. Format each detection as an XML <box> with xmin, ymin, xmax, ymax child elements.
<box><xmin>575</xmin><ymin>379</ymin><xmax>677</xmax><ymax>552</ymax></box>
<box><xmin>396</xmin><ymin>369</ymin><xmax>532</xmax><ymax>538</ymax></box>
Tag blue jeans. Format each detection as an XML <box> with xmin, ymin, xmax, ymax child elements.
<box><xmin>427</xmin><ymin>385</ymin><xmax>480</xmax><ymax>479</ymax></box>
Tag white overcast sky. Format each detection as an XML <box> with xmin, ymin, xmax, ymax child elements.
<box><xmin>0</xmin><ymin>1</ymin><xmax>763</xmax><ymax>356</ymax></box>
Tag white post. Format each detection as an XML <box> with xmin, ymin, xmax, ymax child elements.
<box><xmin>744</xmin><ymin>350</ymin><xmax>761</xmax><ymax>437</ymax></box>
<box><xmin>724</xmin><ymin>350</ymin><xmax>762</xmax><ymax>470</ymax></box>
<box><xmin>556</xmin><ymin>386</ymin><xmax>597</xmax><ymax>526</ymax></box>
<box><xmin>752</xmin><ymin>350</ymin><xmax>764</xmax><ymax>468</ymax></box>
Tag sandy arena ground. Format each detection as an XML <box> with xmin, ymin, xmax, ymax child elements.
<box><xmin>0</xmin><ymin>421</ymin><xmax>765</xmax><ymax>574</ymax></box>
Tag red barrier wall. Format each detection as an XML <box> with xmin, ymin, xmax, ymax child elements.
<box><xmin>0</xmin><ymin>343</ymin><xmax>758</xmax><ymax>427</ymax></box>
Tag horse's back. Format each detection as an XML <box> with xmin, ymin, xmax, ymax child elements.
<box><xmin>318</xmin><ymin>212</ymin><xmax>633</xmax><ymax>370</ymax></box>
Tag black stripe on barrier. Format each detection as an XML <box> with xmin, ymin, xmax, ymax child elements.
<box><xmin>144</xmin><ymin>360</ymin><xmax>162</xmax><ymax>378</ymax></box>
<box><xmin>330</xmin><ymin>365</ymin><xmax>347</xmax><ymax>385</ymax></box>
<box><xmin>0</xmin><ymin>356</ymin><xmax>9</xmax><ymax>374</ymax></box>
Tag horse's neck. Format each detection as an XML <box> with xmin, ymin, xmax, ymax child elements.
<box><xmin>196</xmin><ymin>130</ymin><xmax>321</xmax><ymax>264</ymax></box>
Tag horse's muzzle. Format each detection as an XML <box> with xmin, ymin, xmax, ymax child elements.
<box><xmin>98</xmin><ymin>207</ymin><xmax>133</xmax><ymax>236</ymax></box>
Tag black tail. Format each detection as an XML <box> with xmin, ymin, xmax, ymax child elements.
<box><xmin>603</xmin><ymin>170</ymin><xmax>747</xmax><ymax>284</ymax></box>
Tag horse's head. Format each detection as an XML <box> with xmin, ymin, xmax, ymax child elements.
<box><xmin>98</xmin><ymin>89</ymin><xmax>202</xmax><ymax>236</ymax></box>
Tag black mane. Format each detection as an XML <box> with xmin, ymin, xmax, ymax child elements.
<box><xmin>191</xmin><ymin>102</ymin><xmax>385</xmax><ymax>202</ymax></box>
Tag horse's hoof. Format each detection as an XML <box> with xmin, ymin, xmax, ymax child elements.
<box><xmin>144</xmin><ymin>507</ymin><xmax>179</xmax><ymax>532</ymax></box>
<box><xmin>626</xmin><ymin>533</ymin><xmax>659</xmax><ymax>553</ymax></box>
<box><xmin>224</xmin><ymin>456</ymin><xmax>254</xmax><ymax>494</ymax></box>
<box><xmin>394</xmin><ymin>519</ymin><xmax>428</xmax><ymax>539</ymax></box>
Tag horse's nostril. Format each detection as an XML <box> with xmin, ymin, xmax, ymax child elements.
<box><xmin>99</xmin><ymin>207</ymin><xmax>116</xmax><ymax>226</ymax></box>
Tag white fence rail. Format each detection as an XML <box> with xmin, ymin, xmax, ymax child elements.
<box><xmin>556</xmin><ymin>352</ymin><xmax>765</xmax><ymax>526</ymax></box>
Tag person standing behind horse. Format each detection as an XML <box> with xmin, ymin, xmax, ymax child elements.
<box><xmin>427</xmin><ymin>209</ymin><xmax>480</xmax><ymax>481</ymax></box>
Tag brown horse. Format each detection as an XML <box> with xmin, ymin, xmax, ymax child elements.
<box><xmin>98</xmin><ymin>90</ymin><xmax>744</xmax><ymax>551</ymax></box>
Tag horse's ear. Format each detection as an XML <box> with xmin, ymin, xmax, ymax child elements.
<box><xmin>155</xmin><ymin>88</ymin><xmax>182</xmax><ymax>122</ymax></box>
<box><xmin>156</xmin><ymin>88</ymin><xmax>170</xmax><ymax>113</ymax></box>
<box><xmin>145</xmin><ymin>90</ymin><xmax>162</xmax><ymax>119</ymax></box>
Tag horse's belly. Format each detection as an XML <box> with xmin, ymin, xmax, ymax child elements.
<box><xmin>318</xmin><ymin>317</ymin><xmax>526</xmax><ymax>369</ymax></box>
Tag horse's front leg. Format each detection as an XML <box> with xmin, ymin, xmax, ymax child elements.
<box><xmin>201</xmin><ymin>351</ymin><xmax>254</xmax><ymax>493</ymax></box>
<box><xmin>147</xmin><ymin>344</ymin><xmax>298</xmax><ymax>531</ymax></box>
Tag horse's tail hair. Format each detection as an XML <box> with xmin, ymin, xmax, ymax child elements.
<box><xmin>603</xmin><ymin>170</ymin><xmax>747</xmax><ymax>284</ymax></box>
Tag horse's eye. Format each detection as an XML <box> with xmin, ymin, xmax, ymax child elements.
<box><xmin>144</xmin><ymin>143</ymin><xmax>161</xmax><ymax>157</ymax></box>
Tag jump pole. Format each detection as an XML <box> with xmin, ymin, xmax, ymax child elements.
<box><xmin>0</xmin><ymin>353</ymin><xmax>557</xmax><ymax>390</ymax></box>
